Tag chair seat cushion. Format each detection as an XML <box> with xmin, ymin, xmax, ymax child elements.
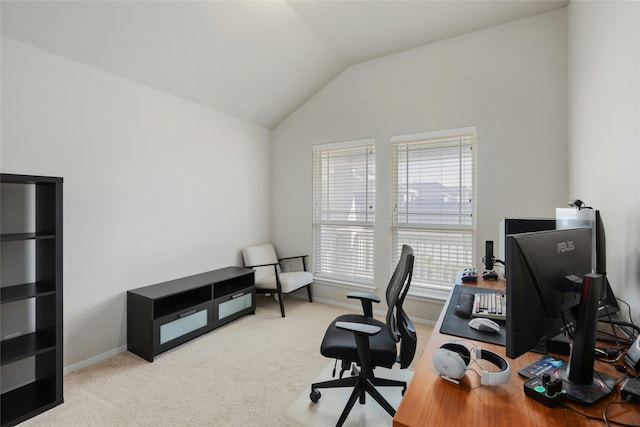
<box><xmin>320</xmin><ymin>313</ymin><xmax>397</xmax><ymax>369</ymax></box>
<box><xmin>255</xmin><ymin>271</ymin><xmax>313</xmax><ymax>293</ymax></box>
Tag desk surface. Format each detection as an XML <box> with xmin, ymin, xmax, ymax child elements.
<box><xmin>393</xmin><ymin>277</ymin><xmax>640</xmax><ymax>427</ymax></box>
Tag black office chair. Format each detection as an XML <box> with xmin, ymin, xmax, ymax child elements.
<box><xmin>310</xmin><ymin>245</ymin><xmax>417</xmax><ymax>426</ymax></box>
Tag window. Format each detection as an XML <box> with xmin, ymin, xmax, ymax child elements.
<box><xmin>391</xmin><ymin>128</ymin><xmax>476</xmax><ymax>292</ymax></box>
<box><xmin>313</xmin><ymin>140</ymin><xmax>375</xmax><ymax>285</ymax></box>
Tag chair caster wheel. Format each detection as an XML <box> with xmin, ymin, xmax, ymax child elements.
<box><xmin>310</xmin><ymin>388</ymin><xmax>321</xmax><ymax>403</ymax></box>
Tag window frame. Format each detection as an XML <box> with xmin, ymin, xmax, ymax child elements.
<box><xmin>390</xmin><ymin>127</ymin><xmax>477</xmax><ymax>296</ymax></box>
<box><xmin>312</xmin><ymin>138</ymin><xmax>376</xmax><ymax>287</ymax></box>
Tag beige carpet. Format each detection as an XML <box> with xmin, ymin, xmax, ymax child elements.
<box><xmin>21</xmin><ymin>296</ymin><xmax>432</xmax><ymax>426</ymax></box>
<box><xmin>283</xmin><ymin>362</ymin><xmax>413</xmax><ymax>426</ymax></box>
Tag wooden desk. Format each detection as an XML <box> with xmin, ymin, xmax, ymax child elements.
<box><xmin>393</xmin><ymin>277</ymin><xmax>640</xmax><ymax>427</ymax></box>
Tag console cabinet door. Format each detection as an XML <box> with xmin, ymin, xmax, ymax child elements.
<box><xmin>153</xmin><ymin>301</ymin><xmax>213</xmax><ymax>355</ymax></box>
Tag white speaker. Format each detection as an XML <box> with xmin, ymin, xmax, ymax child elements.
<box><xmin>625</xmin><ymin>334</ymin><xmax>640</xmax><ymax>371</ymax></box>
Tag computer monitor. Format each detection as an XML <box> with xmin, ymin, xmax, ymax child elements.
<box><xmin>506</xmin><ymin>227</ymin><xmax>617</xmax><ymax>404</ymax></box>
<box><xmin>497</xmin><ymin>217</ymin><xmax>556</xmax><ymax>264</ymax></box>
<box><xmin>556</xmin><ymin>208</ymin><xmax>619</xmax><ymax>317</ymax></box>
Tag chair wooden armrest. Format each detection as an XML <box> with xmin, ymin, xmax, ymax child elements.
<box><xmin>278</xmin><ymin>254</ymin><xmax>309</xmax><ymax>271</ymax></box>
<box><xmin>245</xmin><ymin>262</ymin><xmax>279</xmax><ymax>269</ymax></box>
<box><xmin>278</xmin><ymin>254</ymin><xmax>308</xmax><ymax>261</ymax></box>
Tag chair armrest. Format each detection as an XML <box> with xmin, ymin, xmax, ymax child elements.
<box><xmin>245</xmin><ymin>262</ymin><xmax>279</xmax><ymax>269</ymax></box>
<box><xmin>278</xmin><ymin>254</ymin><xmax>308</xmax><ymax>261</ymax></box>
<box><xmin>277</xmin><ymin>254</ymin><xmax>310</xmax><ymax>272</ymax></box>
<box><xmin>336</xmin><ymin>321</ymin><xmax>381</xmax><ymax>371</ymax></box>
<box><xmin>336</xmin><ymin>321</ymin><xmax>381</xmax><ymax>336</ymax></box>
<box><xmin>347</xmin><ymin>292</ymin><xmax>381</xmax><ymax>317</ymax></box>
<box><xmin>347</xmin><ymin>292</ymin><xmax>381</xmax><ymax>303</ymax></box>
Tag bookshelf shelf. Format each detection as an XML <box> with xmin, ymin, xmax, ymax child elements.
<box><xmin>0</xmin><ymin>173</ymin><xmax>63</xmax><ymax>427</ymax></box>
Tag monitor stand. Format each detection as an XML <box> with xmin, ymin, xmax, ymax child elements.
<box><xmin>553</xmin><ymin>274</ymin><xmax>616</xmax><ymax>404</ymax></box>
<box><xmin>552</xmin><ymin>366</ymin><xmax>616</xmax><ymax>404</ymax></box>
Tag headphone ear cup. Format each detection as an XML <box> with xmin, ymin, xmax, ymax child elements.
<box><xmin>432</xmin><ymin>348</ymin><xmax>467</xmax><ymax>379</ymax></box>
<box><xmin>440</xmin><ymin>343</ymin><xmax>471</xmax><ymax>366</ymax></box>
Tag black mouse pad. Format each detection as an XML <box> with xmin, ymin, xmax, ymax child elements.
<box><xmin>439</xmin><ymin>284</ymin><xmax>506</xmax><ymax>346</ymax></box>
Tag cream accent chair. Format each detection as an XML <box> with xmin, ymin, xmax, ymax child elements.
<box><xmin>242</xmin><ymin>243</ymin><xmax>313</xmax><ymax>317</ymax></box>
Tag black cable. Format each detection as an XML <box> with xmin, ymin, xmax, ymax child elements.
<box><xmin>594</xmin><ymin>350</ymin><xmax>625</xmax><ymax>365</ymax></box>
<box><xmin>594</xmin><ymin>327</ymin><xmax>630</xmax><ymax>362</ymax></box>
<box><xmin>615</xmin><ymin>297</ymin><xmax>638</xmax><ymax>339</ymax></box>
<box><xmin>603</xmin><ymin>399</ymin><xmax>639</xmax><ymax>427</ymax></box>
<box><xmin>601</xmin><ymin>308</ymin><xmax>626</xmax><ymax>353</ymax></box>
<box><xmin>561</xmin><ymin>400</ymin><xmax>639</xmax><ymax>427</ymax></box>
<box><xmin>597</xmin><ymin>329</ymin><xmax>634</xmax><ymax>346</ymax></box>
<box><xmin>618</xmin><ymin>297</ymin><xmax>633</xmax><ymax>323</ymax></box>
<box><xmin>598</xmin><ymin>318</ymin><xmax>639</xmax><ymax>366</ymax></box>
<box><xmin>560</xmin><ymin>401</ymin><xmax>605</xmax><ymax>422</ymax></box>
<box><xmin>615</xmin><ymin>363</ymin><xmax>638</xmax><ymax>377</ymax></box>
<box><xmin>599</xmin><ymin>318</ymin><xmax>640</xmax><ymax>336</ymax></box>
<box><xmin>560</xmin><ymin>312</ymin><xmax>575</xmax><ymax>340</ymax></box>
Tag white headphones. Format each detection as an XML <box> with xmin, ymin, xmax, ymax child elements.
<box><xmin>432</xmin><ymin>341</ymin><xmax>511</xmax><ymax>385</ymax></box>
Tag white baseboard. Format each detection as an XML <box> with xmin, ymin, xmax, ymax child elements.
<box><xmin>64</xmin><ymin>344</ymin><xmax>127</xmax><ymax>375</ymax></box>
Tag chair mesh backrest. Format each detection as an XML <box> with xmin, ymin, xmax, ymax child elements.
<box><xmin>385</xmin><ymin>245</ymin><xmax>417</xmax><ymax>368</ymax></box>
<box><xmin>242</xmin><ymin>244</ymin><xmax>279</xmax><ymax>282</ymax></box>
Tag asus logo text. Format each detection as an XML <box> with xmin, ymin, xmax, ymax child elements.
<box><xmin>557</xmin><ymin>241</ymin><xmax>575</xmax><ymax>253</ymax></box>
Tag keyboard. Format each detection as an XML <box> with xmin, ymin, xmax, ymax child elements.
<box><xmin>472</xmin><ymin>292</ymin><xmax>506</xmax><ymax>321</ymax></box>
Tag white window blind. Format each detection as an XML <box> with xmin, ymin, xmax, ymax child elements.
<box><xmin>391</xmin><ymin>129</ymin><xmax>476</xmax><ymax>291</ymax></box>
<box><xmin>313</xmin><ymin>140</ymin><xmax>375</xmax><ymax>285</ymax></box>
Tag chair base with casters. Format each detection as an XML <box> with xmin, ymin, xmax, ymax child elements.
<box><xmin>242</xmin><ymin>244</ymin><xmax>313</xmax><ymax>317</ymax></box>
<box><xmin>310</xmin><ymin>322</ymin><xmax>408</xmax><ymax>426</ymax></box>
<box><xmin>309</xmin><ymin>245</ymin><xmax>416</xmax><ymax>427</ymax></box>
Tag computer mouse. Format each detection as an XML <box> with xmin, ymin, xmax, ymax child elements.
<box><xmin>468</xmin><ymin>318</ymin><xmax>500</xmax><ymax>333</ymax></box>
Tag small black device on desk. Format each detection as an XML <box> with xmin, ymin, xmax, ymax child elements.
<box><xmin>461</xmin><ymin>268</ymin><xmax>478</xmax><ymax>283</ymax></box>
<box><xmin>454</xmin><ymin>293</ymin><xmax>474</xmax><ymax>318</ymax></box>
<box><xmin>621</xmin><ymin>377</ymin><xmax>640</xmax><ymax>403</ymax></box>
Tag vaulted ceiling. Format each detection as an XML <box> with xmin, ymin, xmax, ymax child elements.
<box><xmin>1</xmin><ymin>1</ymin><xmax>568</xmax><ymax>128</ymax></box>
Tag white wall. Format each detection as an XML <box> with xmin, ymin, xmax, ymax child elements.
<box><xmin>272</xmin><ymin>10</ymin><xmax>568</xmax><ymax>321</ymax></box>
<box><xmin>1</xmin><ymin>37</ymin><xmax>272</xmax><ymax>370</ymax></box>
<box><xmin>567</xmin><ymin>1</ymin><xmax>640</xmax><ymax>323</ymax></box>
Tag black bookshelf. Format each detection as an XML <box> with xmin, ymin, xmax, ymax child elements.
<box><xmin>1</xmin><ymin>174</ymin><xmax>63</xmax><ymax>427</ymax></box>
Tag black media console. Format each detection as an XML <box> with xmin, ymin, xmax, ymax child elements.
<box><xmin>127</xmin><ymin>266</ymin><xmax>255</xmax><ymax>362</ymax></box>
